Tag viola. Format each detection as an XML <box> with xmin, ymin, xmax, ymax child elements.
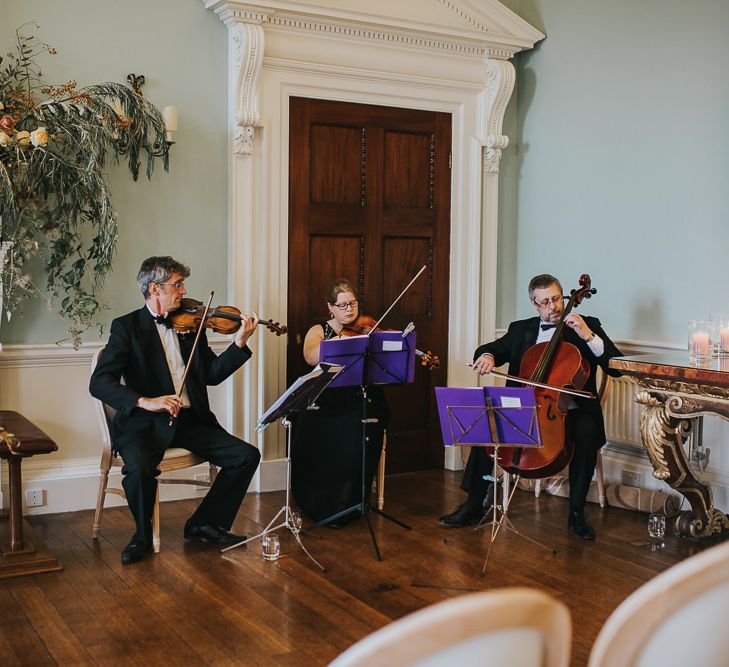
<box><xmin>170</xmin><ymin>298</ymin><xmax>287</xmax><ymax>336</ymax></box>
<box><xmin>338</xmin><ymin>315</ymin><xmax>440</xmax><ymax>371</ymax></box>
<box><xmin>491</xmin><ymin>274</ymin><xmax>596</xmax><ymax>479</ymax></box>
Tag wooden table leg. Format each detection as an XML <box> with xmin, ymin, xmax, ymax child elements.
<box><xmin>0</xmin><ymin>457</ymin><xmax>63</xmax><ymax>578</ymax></box>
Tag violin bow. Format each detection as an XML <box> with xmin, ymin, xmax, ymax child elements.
<box><xmin>369</xmin><ymin>264</ymin><xmax>426</xmax><ymax>334</ymax></box>
<box><xmin>169</xmin><ymin>291</ymin><xmax>215</xmax><ymax>427</ymax></box>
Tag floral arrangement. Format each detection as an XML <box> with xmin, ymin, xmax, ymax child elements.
<box><xmin>0</xmin><ymin>23</ymin><xmax>170</xmax><ymax>346</ymax></box>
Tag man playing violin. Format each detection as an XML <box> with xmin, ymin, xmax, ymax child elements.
<box><xmin>439</xmin><ymin>273</ymin><xmax>622</xmax><ymax>540</ymax></box>
<box><xmin>90</xmin><ymin>256</ymin><xmax>261</xmax><ymax>564</ymax></box>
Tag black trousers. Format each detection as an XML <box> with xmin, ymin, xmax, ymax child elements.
<box><xmin>461</xmin><ymin>408</ymin><xmax>603</xmax><ymax>514</ymax></box>
<box><xmin>118</xmin><ymin>410</ymin><xmax>261</xmax><ymax>542</ymax></box>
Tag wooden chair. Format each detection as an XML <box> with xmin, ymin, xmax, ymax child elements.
<box><xmin>330</xmin><ymin>587</ymin><xmax>571</xmax><ymax>667</ymax></box>
<box><xmin>90</xmin><ymin>347</ymin><xmax>216</xmax><ymax>553</ymax></box>
<box><xmin>588</xmin><ymin>539</ymin><xmax>729</xmax><ymax>667</ymax></box>
<box><xmin>534</xmin><ymin>369</ymin><xmax>612</xmax><ymax>507</ymax></box>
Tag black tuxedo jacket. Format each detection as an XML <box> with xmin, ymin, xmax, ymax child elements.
<box><xmin>473</xmin><ymin>315</ymin><xmax>622</xmax><ymax>444</ymax></box>
<box><xmin>89</xmin><ymin>306</ymin><xmax>251</xmax><ymax>448</ymax></box>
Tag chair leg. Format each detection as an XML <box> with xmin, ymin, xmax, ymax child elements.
<box><xmin>376</xmin><ymin>431</ymin><xmax>387</xmax><ymax>511</ymax></box>
<box><xmin>596</xmin><ymin>450</ymin><xmax>606</xmax><ymax>508</ymax></box>
<box><xmin>92</xmin><ymin>468</ymin><xmax>110</xmax><ymax>539</ymax></box>
<box><xmin>152</xmin><ymin>485</ymin><xmax>161</xmax><ymax>554</ymax></box>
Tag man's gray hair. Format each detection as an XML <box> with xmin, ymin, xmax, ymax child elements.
<box><xmin>137</xmin><ymin>256</ymin><xmax>190</xmax><ymax>298</ymax></box>
<box><xmin>528</xmin><ymin>274</ymin><xmax>562</xmax><ymax>301</ymax></box>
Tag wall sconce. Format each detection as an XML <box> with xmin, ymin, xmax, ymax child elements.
<box><xmin>120</xmin><ymin>73</ymin><xmax>177</xmax><ymax>181</ymax></box>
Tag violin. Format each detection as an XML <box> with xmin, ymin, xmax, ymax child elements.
<box><xmin>338</xmin><ymin>315</ymin><xmax>440</xmax><ymax>370</ymax></box>
<box><xmin>170</xmin><ymin>298</ymin><xmax>287</xmax><ymax>336</ymax></box>
<box><xmin>490</xmin><ymin>275</ymin><xmax>596</xmax><ymax>479</ymax></box>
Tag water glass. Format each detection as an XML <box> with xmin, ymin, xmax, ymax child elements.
<box><xmin>688</xmin><ymin>320</ymin><xmax>712</xmax><ymax>360</ymax></box>
<box><xmin>261</xmin><ymin>533</ymin><xmax>280</xmax><ymax>561</ymax></box>
<box><xmin>647</xmin><ymin>513</ymin><xmax>666</xmax><ymax>540</ymax></box>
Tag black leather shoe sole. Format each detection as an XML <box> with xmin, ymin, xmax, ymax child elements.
<box><xmin>184</xmin><ymin>524</ymin><xmax>247</xmax><ymax>545</ymax></box>
<box><xmin>567</xmin><ymin>518</ymin><xmax>596</xmax><ymax>541</ymax></box>
<box><xmin>121</xmin><ymin>541</ymin><xmax>152</xmax><ymax>565</ymax></box>
<box><xmin>438</xmin><ymin>504</ymin><xmax>484</xmax><ymax>528</ymax></box>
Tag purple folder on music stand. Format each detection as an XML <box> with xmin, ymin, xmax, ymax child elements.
<box><xmin>320</xmin><ymin>331</ymin><xmax>416</xmax><ymax>388</ymax></box>
<box><xmin>367</xmin><ymin>331</ymin><xmax>416</xmax><ymax>385</ymax></box>
<box><xmin>319</xmin><ymin>335</ymin><xmax>369</xmax><ymax>388</ymax></box>
<box><xmin>435</xmin><ymin>386</ymin><xmax>541</xmax><ymax>448</ymax></box>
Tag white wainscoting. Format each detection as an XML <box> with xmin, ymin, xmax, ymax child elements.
<box><xmin>4</xmin><ymin>337</ymin><xmax>729</xmax><ymax>515</ymax></box>
<box><xmin>0</xmin><ymin>338</ymin><xmax>285</xmax><ymax>517</ymax></box>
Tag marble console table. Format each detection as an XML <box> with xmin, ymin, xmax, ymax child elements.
<box><xmin>610</xmin><ymin>353</ymin><xmax>729</xmax><ymax>539</ymax></box>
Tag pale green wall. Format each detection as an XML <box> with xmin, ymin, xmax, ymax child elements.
<box><xmin>497</xmin><ymin>0</ymin><xmax>729</xmax><ymax>346</ymax></box>
<box><xmin>2</xmin><ymin>0</ymin><xmax>228</xmax><ymax>344</ymax></box>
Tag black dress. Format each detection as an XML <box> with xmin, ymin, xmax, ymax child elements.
<box><xmin>291</xmin><ymin>323</ymin><xmax>390</xmax><ymax>523</ymax></box>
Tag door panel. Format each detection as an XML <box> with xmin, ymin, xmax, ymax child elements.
<box><xmin>288</xmin><ymin>97</ymin><xmax>451</xmax><ymax>472</ymax></box>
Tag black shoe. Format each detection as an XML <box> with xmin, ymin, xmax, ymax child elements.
<box><xmin>568</xmin><ymin>510</ymin><xmax>596</xmax><ymax>540</ymax></box>
<box><xmin>184</xmin><ymin>522</ymin><xmax>247</xmax><ymax>545</ymax></box>
<box><xmin>438</xmin><ymin>503</ymin><xmax>484</xmax><ymax>527</ymax></box>
<box><xmin>121</xmin><ymin>536</ymin><xmax>152</xmax><ymax>565</ymax></box>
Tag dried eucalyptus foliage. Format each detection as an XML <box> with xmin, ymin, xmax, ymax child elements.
<box><xmin>0</xmin><ymin>23</ymin><xmax>169</xmax><ymax>346</ymax></box>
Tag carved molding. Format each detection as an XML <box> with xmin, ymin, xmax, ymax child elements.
<box><xmin>483</xmin><ymin>59</ymin><xmax>514</xmax><ymax>173</ymax></box>
<box><xmin>206</xmin><ymin>1</ymin><xmax>544</xmax><ymax>61</ymax></box>
<box><xmin>227</xmin><ymin>19</ymin><xmax>266</xmax><ymax>156</ymax></box>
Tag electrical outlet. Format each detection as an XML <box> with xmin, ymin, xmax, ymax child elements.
<box><xmin>26</xmin><ymin>489</ymin><xmax>45</xmax><ymax>507</ymax></box>
<box><xmin>621</xmin><ymin>469</ymin><xmax>642</xmax><ymax>488</ymax></box>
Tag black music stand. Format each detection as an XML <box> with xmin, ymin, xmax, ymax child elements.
<box><xmin>313</xmin><ymin>332</ymin><xmax>414</xmax><ymax>560</ymax></box>
<box><xmin>435</xmin><ymin>386</ymin><xmax>556</xmax><ymax>575</ymax></box>
<box><xmin>221</xmin><ymin>362</ymin><xmax>343</xmax><ymax>571</ymax></box>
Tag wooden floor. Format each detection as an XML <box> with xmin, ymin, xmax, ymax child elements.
<box><xmin>0</xmin><ymin>470</ymin><xmax>719</xmax><ymax>666</ymax></box>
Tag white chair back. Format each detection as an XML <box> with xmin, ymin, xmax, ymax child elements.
<box><xmin>589</xmin><ymin>539</ymin><xmax>729</xmax><ymax>666</ymax></box>
<box><xmin>330</xmin><ymin>587</ymin><xmax>570</xmax><ymax>667</ymax></box>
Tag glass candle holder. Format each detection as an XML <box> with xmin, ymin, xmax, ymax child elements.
<box><xmin>711</xmin><ymin>316</ymin><xmax>729</xmax><ymax>356</ymax></box>
<box><xmin>261</xmin><ymin>533</ymin><xmax>280</xmax><ymax>561</ymax></box>
<box><xmin>688</xmin><ymin>320</ymin><xmax>712</xmax><ymax>360</ymax></box>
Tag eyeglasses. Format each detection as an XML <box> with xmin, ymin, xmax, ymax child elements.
<box><xmin>157</xmin><ymin>281</ymin><xmax>185</xmax><ymax>290</ymax></box>
<box><xmin>333</xmin><ymin>300</ymin><xmax>358</xmax><ymax>311</ymax></box>
<box><xmin>533</xmin><ymin>295</ymin><xmax>563</xmax><ymax>309</ymax></box>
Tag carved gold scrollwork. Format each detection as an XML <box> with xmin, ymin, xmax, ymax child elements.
<box><xmin>635</xmin><ymin>390</ymin><xmax>682</xmax><ymax>480</ymax></box>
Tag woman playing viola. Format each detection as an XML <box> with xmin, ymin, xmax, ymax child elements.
<box><xmin>292</xmin><ymin>279</ymin><xmax>390</xmax><ymax>526</ymax></box>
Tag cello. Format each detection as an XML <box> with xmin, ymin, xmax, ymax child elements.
<box><xmin>492</xmin><ymin>274</ymin><xmax>597</xmax><ymax>479</ymax></box>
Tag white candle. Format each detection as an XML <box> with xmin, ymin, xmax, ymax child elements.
<box><xmin>693</xmin><ymin>332</ymin><xmax>710</xmax><ymax>357</ymax></box>
<box><xmin>162</xmin><ymin>106</ymin><xmax>178</xmax><ymax>132</ymax></box>
<box><xmin>720</xmin><ymin>327</ymin><xmax>729</xmax><ymax>352</ymax></box>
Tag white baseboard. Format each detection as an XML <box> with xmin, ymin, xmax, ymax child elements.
<box><xmin>1</xmin><ymin>457</ymin><xmax>293</xmax><ymax>516</ymax></box>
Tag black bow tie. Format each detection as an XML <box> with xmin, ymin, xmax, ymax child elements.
<box><xmin>154</xmin><ymin>313</ymin><xmax>173</xmax><ymax>329</ymax></box>
<box><xmin>540</xmin><ymin>323</ymin><xmax>557</xmax><ymax>331</ymax></box>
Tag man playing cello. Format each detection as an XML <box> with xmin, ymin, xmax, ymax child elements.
<box><xmin>438</xmin><ymin>274</ymin><xmax>622</xmax><ymax>540</ymax></box>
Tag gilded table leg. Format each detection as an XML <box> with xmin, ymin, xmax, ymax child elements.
<box><xmin>636</xmin><ymin>390</ymin><xmax>729</xmax><ymax>538</ymax></box>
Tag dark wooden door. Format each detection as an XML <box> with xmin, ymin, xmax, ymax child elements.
<box><xmin>288</xmin><ymin>97</ymin><xmax>451</xmax><ymax>472</ymax></box>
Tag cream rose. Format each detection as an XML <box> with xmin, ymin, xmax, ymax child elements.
<box><xmin>15</xmin><ymin>130</ymin><xmax>31</xmax><ymax>146</ymax></box>
<box><xmin>0</xmin><ymin>131</ymin><xmax>9</xmax><ymax>147</ymax></box>
<box><xmin>30</xmin><ymin>127</ymin><xmax>49</xmax><ymax>147</ymax></box>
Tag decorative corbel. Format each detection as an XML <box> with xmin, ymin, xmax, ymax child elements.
<box><xmin>483</xmin><ymin>59</ymin><xmax>515</xmax><ymax>173</ymax></box>
<box><xmin>224</xmin><ymin>13</ymin><xmax>267</xmax><ymax>156</ymax></box>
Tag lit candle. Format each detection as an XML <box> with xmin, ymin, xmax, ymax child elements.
<box><xmin>721</xmin><ymin>327</ymin><xmax>729</xmax><ymax>353</ymax></box>
<box><xmin>693</xmin><ymin>332</ymin><xmax>710</xmax><ymax>357</ymax></box>
<box><xmin>162</xmin><ymin>106</ymin><xmax>178</xmax><ymax>142</ymax></box>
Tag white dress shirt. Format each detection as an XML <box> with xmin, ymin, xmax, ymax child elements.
<box><xmin>147</xmin><ymin>306</ymin><xmax>191</xmax><ymax>408</ymax></box>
